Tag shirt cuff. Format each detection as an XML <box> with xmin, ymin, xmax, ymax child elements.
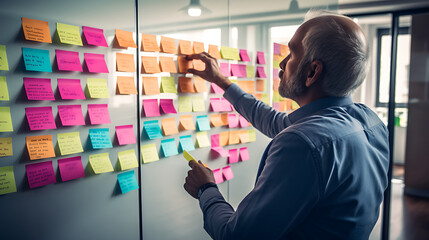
<box><xmin>223</xmin><ymin>83</ymin><xmax>247</xmax><ymax>106</ymax></box>
<box><xmin>199</xmin><ymin>186</ymin><xmax>226</xmax><ymax>212</ymax></box>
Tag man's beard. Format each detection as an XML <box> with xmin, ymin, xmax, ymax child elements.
<box><xmin>278</xmin><ymin>64</ymin><xmax>307</xmax><ymax>101</ymax></box>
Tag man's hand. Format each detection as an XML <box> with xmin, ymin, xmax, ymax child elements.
<box><xmin>186</xmin><ymin>52</ymin><xmax>232</xmax><ymax>90</ymax></box>
<box><xmin>184</xmin><ymin>160</ymin><xmax>216</xmax><ymax>199</ymax></box>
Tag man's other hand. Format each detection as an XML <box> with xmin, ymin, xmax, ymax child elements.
<box><xmin>184</xmin><ymin>160</ymin><xmax>216</xmax><ymax>199</ymax></box>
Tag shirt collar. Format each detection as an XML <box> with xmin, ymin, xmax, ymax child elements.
<box><xmin>288</xmin><ymin>96</ymin><xmax>353</xmax><ymax>124</ymax></box>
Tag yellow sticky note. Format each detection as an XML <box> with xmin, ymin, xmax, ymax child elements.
<box><xmin>87</xmin><ymin>78</ymin><xmax>110</xmax><ymax>98</ymax></box>
<box><xmin>246</xmin><ymin>65</ymin><xmax>255</xmax><ymax>78</ymax></box>
<box><xmin>141</xmin><ymin>143</ymin><xmax>159</xmax><ymax>163</ymax></box>
<box><xmin>89</xmin><ymin>152</ymin><xmax>114</xmax><ymax>174</ymax></box>
<box><xmin>292</xmin><ymin>101</ymin><xmax>299</xmax><ymax>110</ymax></box>
<box><xmin>22</xmin><ymin>17</ymin><xmax>52</xmax><ymax>43</ymax></box>
<box><xmin>183</xmin><ymin>150</ymin><xmax>196</xmax><ymax>162</ymax></box>
<box><xmin>0</xmin><ymin>107</ymin><xmax>13</xmax><ymax>132</ymax></box>
<box><xmin>57</xmin><ymin>23</ymin><xmax>83</xmax><ymax>46</ymax></box>
<box><xmin>0</xmin><ymin>166</ymin><xmax>17</xmax><ymax>195</ymax></box>
<box><xmin>248</xmin><ymin>129</ymin><xmax>256</xmax><ymax>142</ymax></box>
<box><xmin>0</xmin><ymin>76</ymin><xmax>10</xmax><ymax>101</ymax></box>
<box><xmin>57</xmin><ymin>132</ymin><xmax>84</xmax><ymax>155</ymax></box>
<box><xmin>0</xmin><ymin>45</ymin><xmax>9</xmax><ymax>71</ymax></box>
<box><xmin>273</xmin><ymin>90</ymin><xmax>280</xmax><ymax>103</ymax></box>
<box><xmin>178</xmin><ymin>96</ymin><xmax>192</xmax><ymax>112</ymax></box>
<box><xmin>117</xmin><ymin>76</ymin><xmax>138</xmax><ymax>95</ymax></box>
<box><xmin>26</xmin><ymin>135</ymin><xmax>56</xmax><ymax>160</ymax></box>
<box><xmin>118</xmin><ymin>149</ymin><xmax>139</xmax><ymax>171</ymax></box>
<box><xmin>220</xmin><ymin>46</ymin><xmax>240</xmax><ymax>60</ymax></box>
<box><xmin>0</xmin><ymin>137</ymin><xmax>13</xmax><ymax>157</ymax></box>
<box><xmin>192</xmin><ymin>96</ymin><xmax>205</xmax><ymax>112</ymax></box>
<box><xmin>196</xmin><ymin>131</ymin><xmax>210</xmax><ymax>148</ymax></box>
<box><xmin>160</xmin><ymin>77</ymin><xmax>177</xmax><ymax>93</ymax></box>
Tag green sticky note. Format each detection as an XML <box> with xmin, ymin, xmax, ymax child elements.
<box><xmin>261</xmin><ymin>93</ymin><xmax>270</xmax><ymax>105</ymax></box>
<box><xmin>0</xmin><ymin>45</ymin><xmax>9</xmax><ymax>71</ymax></box>
<box><xmin>0</xmin><ymin>76</ymin><xmax>10</xmax><ymax>101</ymax></box>
<box><xmin>192</xmin><ymin>96</ymin><xmax>205</xmax><ymax>112</ymax></box>
<box><xmin>57</xmin><ymin>23</ymin><xmax>83</xmax><ymax>46</ymax></box>
<box><xmin>143</xmin><ymin>120</ymin><xmax>163</xmax><ymax>139</ymax></box>
<box><xmin>292</xmin><ymin>101</ymin><xmax>299</xmax><ymax>110</ymax></box>
<box><xmin>246</xmin><ymin>65</ymin><xmax>255</xmax><ymax>78</ymax></box>
<box><xmin>273</xmin><ymin>60</ymin><xmax>280</xmax><ymax>69</ymax></box>
<box><xmin>179</xmin><ymin>135</ymin><xmax>195</xmax><ymax>153</ymax></box>
<box><xmin>183</xmin><ymin>150</ymin><xmax>196</xmax><ymax>162</ymax></box>
<box><xmin>196</xmin><ymin>131</ymin><xmax>210</xmax><ymax>148</ymax></box>
<box><xmin>89</xmin><ymin>152</ymin><xmax>114</xmax><ymax>174</ymax></box>
<box><xmin>179</xmin><ymin>96</ymin><xmax>192</xmax><ymax>112</ymax></box>
<box><xmin>141</xmin><ymin>143</ymin><xmax>159</xmax><ymax>163</ymax></box>
<box><xmin>87</xmin><ymin>78</ymin><xmax>109</xmax><ymax>98</ymax></box>
<box><xmin>230</xmin><ymin>79</ymin><xmax>238</xmax><ymax>84</ymax></box>
<box><xmin>248</xmin><ymin>129</ymin><xmax>256</xmax><ymax>142</ymax></box>
<box><xmin>117</xmin><ymin>170</ymin><xmax>139</xmax><ymax>194</ymax></box>
<box><xmin>161</xmin><ymin>138</ymin><xmax>178</xmax><ymax>157</ymax></box>
<box><xmin>118</xmin><ymin>149</ymin><xmax>138</xmax><ymax>171</ymax></box>
<box><xmin>220</xmin><ymin>46</ymin><xmax>240</xmax><ymax>60</ymax></box>
<box><xmin>0</xmin><ymin>107</ymin><xmax>13</xmax><ymax>132</ymax></box>
<box><xmin>57</xmin><ymin>132</ymin><xmax>84</xmax><ymax>155</ymax></box>
<box><xmin>273</xmin><ymin>91</ymin><xmax>280</xmax><ymax>102</ymax></box>
<box><xmin>0</xmin><ymin>166</ymin><xmax>17</xmax><ymax>195</ymax></box>
<box><xmin>160</xmin><ymin>77</ymin><xmax>177</xmax><ymax>93</ymax></box>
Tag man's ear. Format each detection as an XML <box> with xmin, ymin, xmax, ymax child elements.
<box><xmin>305</xmin><ymin>60</ymin><xmax>323</xmax><ymax>87</ymax></box>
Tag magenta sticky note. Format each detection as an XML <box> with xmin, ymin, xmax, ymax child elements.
<box><xmin>239</xmin><ymin>49</ymin><xmax>250</xmax><ymax>62</ymax></box>
<box><xmin>83</xmin><ymin>26</ymin><xmax>108</xmax><ymax>47</ymax></box>
<box><xmin>256</xmin><ymin>66</ymin><xmax>267</xmax><ymax>78</ymax></box>
<box><xmin>239</xmin><ymin>115</ymin><xmax>249</xmax><ymax>128</ymax></box>
<box><xmin>273</xmin><ymin>68</ymin><xmax>280</xmax><ymax>79</ymax></box>
<box><xmin>116</xmin><ymin>124</ymin><xmax>136</xmax><ymax>145</ymax></box>
<box><xmin>211</xmin><ymin>146</ymin><xmax>229</xmax><ymax>157</ymax></box>
<box><xmin>220</xmin><ymin>63</ymin><xmax>230</xmax><ymax>77</ymax></box>
<box><xmin>143</xmin><ymin>99</ymin><xmax>160</xmax><ymax>117</ymax></box>
<box><xmin>211</xmin><ymin>83</ymin><xmax>225</xmax><ymax>94</ymax></box>
<box><xmin>58</xmin><ymin>156</ymin><xmax>85</xmax><ymax>182</ymax></box>
<box><xmin>87</xmin><ymin>104</ymin><xmax>111</xmax><ymax>124</ymax></box>
<box><xmin>213</xmin><ymin>168</ymin><xmax>224</xmax><ymax>184</ymax></box>
<box><xmin>211</xmin><ymin>134</ymin><xmax>220</xmax><ymax>147</ymax></box>
<box><xmin>84</xmin><ymin>53</ymin><xmax>109</xmax><ymax>73</ymax></box>
<box><xmin>58</xmin><ymin>105</ymin><xmax>85</xmax><ymax>126</ymax></box>
<box><xmin>228</xmin><ymin>148</ymin><xmax>239</xmax><ymax>164</ymax></box>
<box><xmin>222</xmin><ymin>166</ymin><xmax>234</xmax><ymax>180</ymax></box>
<box><xmin>257</xmin><ymin>51</ymin><xmax>265</xmax><ymax>64</ymax></box>
<box><xmin>23</xmin><ymin>77</ymin><xmax>55</xmax><ymax>101</ymax></box>
<box><xmin>210</xmin><ymin>98</ymin><xmax>232</xmax><ymax>112</ymax></box>
<box><xmin>228</xmin><ymin>114</ymin><xmax>239</xmax><ymax>128</ymax></box>
<box><xmin>56</xmin><ymin>49</ymin><xmax>83</xmax><ymax>72</ymax></box>
<box><xmin>160</xmin><ymin>99</ymin><xmax>177</xmax><ymax>114</ymax></box>
<box><xmin>239</xmin><ymin>147</ymin><xmax>250</xmax><ymax>161</ymax></box>
<box><xmin>231</xmin><ymin>64</ymin><xmax>246</xmax><ymax>78</ymax></box>
<box><xmin>25</xmin><ymin>106</ymin><xmax>56</xmax><ymax>130</ymax></box>
<box><xmin>26</xmin><ymin>161</ymin><xmax>56</xmax><ymax>189</ymax></box>
<box><xmin>57</xmin><ymin>78</ymin><xmax>86</xmax><ymax>100</ymax></box>
<box><xmin>274</xmin><ymin>43</ymin><xmax>281</xmax><ymax>55</ymax></box>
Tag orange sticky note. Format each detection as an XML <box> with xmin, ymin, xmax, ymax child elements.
<box><xmin>26</xmin><ymin>135</ymin><xmax>56</xmax><ymax>160</ymax></box>
<box><xmin>220</xmin><ymin>113</ymin><xmax>229</xmax><ymax>126</ymax></box>
<box><xmin>117</xmin><ymin>76</ymin><xmax>138</xmax><ymax>95</ymax></box>
<box><xmin>208</xmin><ymin>45</ymin><xmax>221</xmax><ymax>59</ymax></box>
<box><xmin>177</xmin><ymin>56</ymin><xmax>193</xmax><ymax>73</ymax></box>
<box><xmin>142</xmin><ymin>77</ymin><xmax>160</xmax><ymax>95</ymax></box>
<box><xmin>193</xmin><ymin>41</ymin><xmax>205</xmax><ymax>54</ymax></box>
<box><xmin>256</xmin><ymin>79</ymin><xmax>265</xmax><ymax>92</ymax></box>
<box><xmin>278</xmin><ymin>100</ymin><xmax>287</xmax><ymax>112</ymax></box>
<box><xmin>179</xmin><ymin>40</ymin><xmax>193</xmax><ymax>55</ymax></box>
<box><xmin>141</xmin><ymin>33</ymin><xmax>160</xmax><ymax>52</ymax></box>
<box><xmin>219</xmin><ymin>132</ymin><xmax>229</xmax><ymax>146</ymax></box>
<box><xmin>273</xmin><ymin>54</ymin><xmax>283</xmax><ymax>61</ymax></box>
<box><xmin>238</xmin><ymin>81</ymin><xmax>255</xmax><ymax>94</ymax></box>
<box><xmin>162</xmin><ymin>118</ymin><xmax>179</xmax><ymax>136</ymax></box>
<box><xmin>159</xmin><ymin>56</ymin><xmax>177</xmax><ymax>73</ymax></box>
<box><xmin>115</xmin><ymin>29</ymin><xmax>137</xmax><ymax>48</ymax></box>
<box><xmin>280</xmin><ymin>44</ymin><xmax>290</xmax><ymax>57</ymax></box>
<box><xmin>210</xmin><ymin>114</ymin><xmax>223</xmax><ymax>127</ymax></box>
<box><xmin>193</xmin><ymin>77</ymin><xmax>208</xmax><ymax>93</ymax></box>
<box><xmin>141</xmin><ymin>56</ymin><xmax>160</xmax><ymax>74</ymax></box>
<box><xmin>160</xmin><ymin>36</ymin><xmax>177</xmax><ymax>54</ymax></box>
<box><xmin>273</xmin><ymin>78</ymin><xmax>280</xmax><ymax>90</ymax></box>
<box><xmin>192</xmin><ymin>59</ymin><xmax>205</xmax><ymax>71</ymax></box>
<box><xmin>239</xmin><ymin>130</ymin><xmax>250</xmax><ymax>143</ymax></box>
<box><xmin>116</xmin><ymin>53</ymin><xmax>136</xmax><ymax>72</ymax></box>
<box><xmin>229</xmin><ymin>131</ymin><xmax>240</xmax><ymax>145</ymax></box>
<box><xmin>22</xmin><ymin>17</ymin><xmax>52</xmax><ymax>43</ymax></box>
<box><xmin>179</xmin><ymin>77</ymin><xmax>195</xmax><ymax>93</ymax></box>
<box><xmin>179</xmin><ymin>115</ymin><xmax>195</xmax><ymax>131</ymax></box>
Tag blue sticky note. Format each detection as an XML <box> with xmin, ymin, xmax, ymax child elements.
<box><xmin>179</xmin><ymin>135</ymin><xmax>195</xmax><ymax>152</ymax></box>
<box><xmin>89</xmin><ymin>128</ymin><xmax>113</xmax><ymax>149</ymax></box>
<box><xmin>22</xmin><ymin>47</ymin><xmax>52</xmax><ymax>72</ymax></box>
<box><xmin>161</xmin><ymin>138</ymin><xmax>178</xmax><ymax>157</ymax></box>
<box><xmin>117</xmin><ymin>170</ymin><xmax>139</xmax><ymax>194</ymax></box>
<box><xmin>196</xmin><ymin>115</ymin><xmax>211</xmax><ymax>131</ymax></box>
<box><xmin>143</xmin><ymin>120</ymin><xmax>163</xmax><ymax>139</ymax></box>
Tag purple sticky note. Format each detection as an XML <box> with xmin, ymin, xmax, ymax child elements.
<box><xmin>273</xmin><ymin>68</ymin><xmax>280</xmax><ymax>79</ymax></box>
<box><xmin>83</xmin><ymin>26</ymin><xmax>108</xmax><ymax>47</ymax></box>
<box><xmin>256</xmin><ymin>66</ymin><xmax>267</xmax><ymax>78</ymax></box>
<box><xmin>23</xmin><ymin>77</ymin><xmax>55</xmax><ymax>101</ymax></box>
<box><xmin>211</xmin><ymin>83</ymin><xmax>225</xmax><ymax>94</ymax></box>
<box><xmin>211</xmin><ymin>146</ymin><xmax>229</xmax><ymax>157</ymax></box>
<box><xmin>213</xmin><ymin>168</ymin><xmax>224</xmax><ymax>184</ymax></box>
<box><xmin>58</xmin><ymin>105</ymin><xmax>85</xmax><ymax>126</ymax></box>
<box><xmin>160</xmin><ymin>99</ymin><xmax>177</xmax><ymax>114</ymax></box>
<box><xmin>25</xmin><ymin>106</ymin><xmax>56</xmax><ymax>130</ymax></box>
<box><xmin>115</xmin><ymin>124</ymin><xmax>136</xmax><ymax>145</ymax></box>
<box><xmin>228</xmin><ymin>148</ymin><xmax>239</xmax><ymax>164</ymax></box>
<box><xmin>58</xmin><ymin>156</ymin><xmax>85</xmax><ymax>182</ymax></box>
<box><xmin>26</xmin><ymin>161</ymin><xmax>56</xmax><ymax>189</ymax></box>
<box><xmin>239</xmin><ymin>115</ymin><xmax>249</xmax><ymax>128</ymax></box>
<box><xmin>84</xmin><ymin>53</ymin><xmax>109</xmax><ymax>73</ymax></box>
<box><xmin>239</xmin><ymin>49</ymin><xmax>250</xmax><ymax>62</ymax></box>
<box><xmin>222</xmin><ymin>166</ymin><xmax>234</xmax><ymax>180</ymax></box>
<box><xmin>228</xmin><ymin>114</ymin><xmax>239</xmax><ymax>128</ymax></box>
<box><xmin>87</xmin><ymin>104</ymin><xmax>111</xmax><ymax>124</ymax></box>
<box><xmin>274</xmin><ymin>43</ymin><xmax>281</xmax><ymax>55</ymax></box>
<box><xmin>58</xmin><ymin>78</ymin><xmax>86</xmax><ymax>100</ymax></box>
<box><xmin>257</xmin><ymin>51</ymin><xmax>265</xmax><ymax>64</ymax></box>
<box><xmin>239</xmin><ymin>147</ymin><xmax>250</xmax><ymax>161</ymax></box>
<box><xmin>220</xmin><ymin>63</ymin><xmax>230</xmax><ymax>77</ymax></box>
<box><xmin>211</xmin><ymin>134</ymin><xmax>220</xmax><ymax>147</ymax></box>
<box><xmin>56</xmin><ymin>49</ymin><xmax>83</xmax><ymax>72</ymax></box>
<box><xmin>143</xmin><ymin>99</ymin><xmax>160</xmax><ymax>117</ymax></box>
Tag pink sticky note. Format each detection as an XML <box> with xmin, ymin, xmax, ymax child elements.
<box><xmin>273</xmin><ymin>68</ymin><xmax>280</xmax><ymax>79</ymax></box>
<box><xmin>222</xmin><ymin>166</ymin><xmax>234</xmax><ymax>180</ymax></box>
<box><xmin>239</xmin><ymin>49</ymin><xmax>250</xmax><ymax>62</ymax></box>
<box><xmin>25</xmin><ymin>106</ymin><xmax>56</xmax><ymax>130</ymax></box>
<box><xmin>239</xmin><ymin>147</ymin><xmax>250</xmax><ymax>161</ymax></box>
<box><xmin>143</xmin><ymin>99</ymin><xmax>160</xmax><ymax>117</ymax></box>
<box><xmin>84</xmin><ymin>53</ymin><xmax>109</xmax><ymax>73</ymax></box>
<box><xmin>210</xmin><ymin>98</ymin><xmax>232</xmax><ymax>112</ymax></box>
<box><xmin>256</xmin><ymin>66</ymin><xmax>267</xmax><ymax>78</ymax></box>
<box><xmin>160</xmin><ymin>99</ymin><xmax>177</xmax><ymax>114</ymax></box>
<box><xmin>220</xmin><ymin>63</ymin><xmax>230</xmax><ymax>77</ymax></box>
<box><xmin>58</xmin><ymin>78</ymin><xmax>86</xmax><ymax>100</ymax></box>
<box><xmin>213</xmin><ymin>168</ymin><xmax>224</xmax><ymax>184</ymax></box>
<box><xmin>211</xmin><ymin>134</ymin><xmax>220</xmax><ymax>147</ymax></box>
<box><xmin>58</xmin><ymin>156</ymin><xmax>85</xmax><ymax>182</ymax></box>
<box><xmin>228</xmin><ymin>148</ymin><xmax>239</xmax><ymax>164</ymax></box>
<box><xmin>274</xmin><ymin>43</ymin><xmax>281</xmax><ymax>55</ymax></box>
<box><xmin>87</xmin><ymin>104</ymin><xmax>111</xmax><ymax>124</ymax></box>
<box><xmin>257</xmin><ymin>51</ymin><xmax>265</xmax><ymax>64</ymax></box>
<box><xmin>26</xmin><ymin>161</ymin><xmax>56</xmax><ymax>189</ymax></box>
<box><xmin>239</xmin><ymin>115</ymin><xmax>248</xmax><ymax>128</ymax></box>
<box><xmin>273</xmin><ymin>102</ymin><xmax>280</xmax><ymax>110</ymax></box>
<box><xmin>58</xmin><ymin>105</ymin><xmax>85</xmax><ymax>126</ymax></box>
<box><xmin>23</xmin><ymin>77</ymin><xmax>55</xmax><ymax>101</ymax></box>
<box><xmin>83</xmin><ymin>26</ymin><xmax>108</xmax><ymax>47</ymax></box>
<box><xmin>228</xmin><ymin>114</ymin><xmax>239</xmax><ymax>128</ymax></box>
<box><xmin>211</xmin><ymin>83</ymin><xmax>225</xmax><ymax>94</ymax></box>
<box><xmin>211</xmin><ymin>146</ymin><xmax>229</xmax><ymax>157</ymax></box>
<box><xmin>116</xmin><ymin>124</ymin><xmax>136</xmax><ymax>145</ymax></box>
<box><xmin>220</xmin><ymin>98</ymin><xmax>233</xmax><ymax>111</ymax></box>
<box><xmin>56</xmin><ymin>49</ymin><xmax>83</xmax><ymax>72</ymax></box>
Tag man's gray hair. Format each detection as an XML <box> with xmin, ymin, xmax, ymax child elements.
<box><xmin>300</xmin><ymin>10</ymin><xmax>369</xmax><ymax>97</ymax></box>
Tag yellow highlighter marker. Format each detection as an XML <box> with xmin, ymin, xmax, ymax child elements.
<box><xmin>183</xmin><ymin>150</ymin><xmax>197</xmax><ymax>162</ymax></box>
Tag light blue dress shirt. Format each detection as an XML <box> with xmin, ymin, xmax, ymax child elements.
<box><xmin>199</xmin><ymin>84</ymin><xmax>389</xmax><ymax>240</ymax></box>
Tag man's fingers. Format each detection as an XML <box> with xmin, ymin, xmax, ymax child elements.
<box><xmin>188</xmin><ymin>69</ymin><xmax>205</xmax><ymax>77</ymax></box>
<box><xmin>188</xmin><ymin>159</ymin><xmax>197</xmax><ymax>168</ymax></box>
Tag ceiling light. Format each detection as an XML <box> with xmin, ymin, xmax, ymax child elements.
<box><xmin>180</xmin><ymin>0</ymin><xmax>211</xmax><ymax>17</ymax></box>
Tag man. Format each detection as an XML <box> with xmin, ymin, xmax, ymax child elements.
<box><xmin>184</xmin><ymin>11</ymin><xmax>389</xmax><ymax>240</ymax></box>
